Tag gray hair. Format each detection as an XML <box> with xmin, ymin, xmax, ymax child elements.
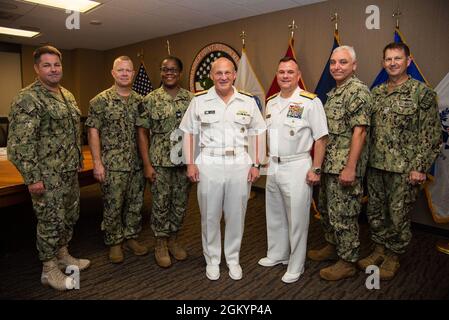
<box><xmin>332</xmin><ymin>45</ymin><xmax>357</xmax><ymax>62</ymax></box>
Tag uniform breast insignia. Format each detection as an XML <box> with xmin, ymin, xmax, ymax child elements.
<box><xmin>176</xmin><ymin>110</ymin><xmax>182</xmax><ymax>118</ymax></box>
<box><xmin>204</xmin><ymin>110</ymin><xmax>216</xmax><ymax>115</ymax></box>
<box><xmin>287</xmin><ymin>104</ymin><xmax>304</xmax><ymax>119</ymax></box>
<box><xmin>236</xmin><ymin>110</ymin><xmax>250</xmax><ymax>116</ymax></box>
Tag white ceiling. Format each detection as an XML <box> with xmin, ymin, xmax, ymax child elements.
<box><xmin>0</xmin><ymin>0</ymin><xmax>326</xmax><ymax>50</ymax></box>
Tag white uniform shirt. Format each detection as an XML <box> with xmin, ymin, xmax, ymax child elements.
<box><xmin>180</xmin><ymin>86</ymin><xmax>266</xmax><ymax>150</ymax></box>
<box><xmin>266</xmin><ymin>87</ymin><xmax>328</xmax><ymax>157</ymax></box>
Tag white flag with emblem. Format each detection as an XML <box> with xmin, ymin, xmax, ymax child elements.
<box><xmin>427</xmin><ymin>71</ymin><xmax>449</xmax><ymax>223</ymax></box>
<box><xmin>235</xmin><ymin>48</ymin><xmax>265</xmax><ymax>114</ymax></box>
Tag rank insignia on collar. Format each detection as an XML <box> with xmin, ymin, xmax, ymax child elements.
<box><xmin>287</xmin><ymin>104</ymin><xmax>304</xmax><ymax>119</ymax></box>
<box><xmin>204</xmin><ymin>110</ymin><xmax>215</xmax><ymax>115</ymax></box>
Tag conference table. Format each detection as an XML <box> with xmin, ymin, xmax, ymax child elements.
<box><xmin>0</xmin><ymin>146</ymin><xmax>96</xmax><ymax>208</ymax></box>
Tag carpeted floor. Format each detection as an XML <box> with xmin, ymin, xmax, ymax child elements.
<box><xmin>1</xmin><ymin>183</ymin><xmax>448</xmax><ymax>300</ymax></box>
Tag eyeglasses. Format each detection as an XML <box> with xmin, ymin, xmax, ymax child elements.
<box><xmin>160</xmin><ymin>67</ymin><xmax>179</xmax><ymax>74</ymax></box>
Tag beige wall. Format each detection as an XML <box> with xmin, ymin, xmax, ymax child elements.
<box><xmin>18</xmin><ymin>0</ymin><xmax>449</xmax><ymax>113</ymax></box>
<box><xmin>0</xmin><ymin>52</ymin><xmax>22</xmax><ymax>117</ymax></box>
<box><xmin>105</xmin><ymin>0</ymin><xmax>449</xmax><ymax>92</ymax></box>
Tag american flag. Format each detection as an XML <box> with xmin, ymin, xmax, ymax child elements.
<box><xmin>132</xmin><ymin>62</ymin><xmax>153</xmax><ymax>96</ymax></box>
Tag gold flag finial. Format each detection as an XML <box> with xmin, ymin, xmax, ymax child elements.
<box><xmin>166</xmin><ymin>40</ymin><xmax>171</xmax><ymax>55</ymax></box>
<box><xmin>393</xmin><ymin>8</ymin><xmax>402</xmax><ymax>29</ymax></box>
<box><xmin>240</xmin><ymin>30</ymin><xmax>246</xmax><ymax>49</ymax></box>
<box><xmin>331</xmin><ymin>12</ymin><xmax>340</xmax><ymax>31</ymax></box>
<box><xmin>288</xmin><ymin>20</ymin><xmax>298</xmax><ymax>39</ymax></box>
<box><xmin>137</xmin><ymin>49</ymin><xmax>144</xmax><ymax>61</ymax></box>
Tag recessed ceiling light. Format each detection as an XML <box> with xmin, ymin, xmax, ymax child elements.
<box><xmin>21</xmin><ymin>0</ymin><xmax>101</xmax><ymax>13</ymax></box>
<box><xmin>0</xmin><ymin>26</ymin><xmax>40</xmax><ymax>37</ymax></box>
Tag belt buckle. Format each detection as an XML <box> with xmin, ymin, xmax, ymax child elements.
<box><xmin>225</xmin><ymin>150</ymin><xmax>235</xmax><ymax>156</ymax></box>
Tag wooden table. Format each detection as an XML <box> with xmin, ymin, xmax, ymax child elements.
<box><xmin>0</xmin><ymin>146</ymin><xmax>96</xmax><ymax>208</ymax></box>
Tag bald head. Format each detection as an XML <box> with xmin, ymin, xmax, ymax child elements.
<box><xmin>211</xmin><ymin>57</ymin><xmax>235</xmax><ymax>73</ymax></box>
<box><xmin>210</xmin><ymin>57</ymin><xmax>236</xmax><ymax>95</ymax></box>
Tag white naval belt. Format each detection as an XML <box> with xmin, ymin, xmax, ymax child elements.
<box><xmin>201</xmin><ymin>147</ymin><xmax>248</xmax><ymax>157</ymax></box>
<box><xmin>270</xmin><ymin>152</ymin><xmax>310</xmax><ymax>163</ymax></box>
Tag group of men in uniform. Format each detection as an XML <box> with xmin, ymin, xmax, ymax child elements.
<box><xmin>6</xmin><ymin>40</ymin><xmax>441</xmax><ymax>291</ymax></box>
<box><xmin>257</xmin><ymin>42</ymin><xmax>440</xmax><ymax>284</ymax></box>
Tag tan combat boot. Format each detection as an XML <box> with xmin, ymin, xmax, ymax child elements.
<box><xmin>168</xmin><ymin>234</ymin><xmax>188</xmax><ymax>261</ymax></box>
<box><xmin>109</xmin><ymin>244</ymin><xmax>124</xmax><ymax>263</ymax></box>
<box><xmin>124</xmin><ymin>239</ymin><xmax>149</xmax><ymax>256</ymax></box>
<box><xmin>41</xmin><ymin>258</ymin><xmax>75</xmax><ymax>291</ymax></box>
<box><xmin>357</xmin><ymin>244</ymin><xmax>385</xmax><ymax>270</ymax></box>
<box><xmin>379</xmin><ymin>250</ymin><xmax>400</xmax><ymax>281</ymax></box>
<box><xmin>319</xmin><ymin>259</ymin><xmax>357</xmax><ymax>281</ymax></box>
<box><xmin>155</xmin><ymin>237</ymin><xmax>171</xmax><ymax>268</ymax></box>
<box><xmin>57</xmin><ymin>246</ymin><xmax>91</xmax><ymax>271</ymax></box>
<box><xmin>307</xmin><ymin>243</ymin><xmax>338</xmax><ymax>261</ymax></box>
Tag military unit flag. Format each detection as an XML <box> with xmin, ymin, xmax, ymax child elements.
<box><xmin>315</xmin><ymin>30</ymin><xmax>341</xmax><ymax>105</ymax></box>
<box><xmin>235</xmin><ymin>48</ymin><xmax>266</xmax><ymax>113</ymax></box>
<box><xmin>427</xmin><ymin>72</ymin><xmax>449</xmax><ymax>223</ymax></box>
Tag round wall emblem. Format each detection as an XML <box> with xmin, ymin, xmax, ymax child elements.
<box><xmin>189</xmin><ymin>43</ymin><xmax>240</xmax><ymax>92</ymax></box>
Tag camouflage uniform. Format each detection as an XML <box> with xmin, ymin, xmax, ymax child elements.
<box><xmin>7</xmin><ymin>80</ymin><xmax>82</xmax><ymax>261</ymax></box>
<box><xmin>320</xmin><ymin>76</ymin><xmax>372</xmax><ymax>262</ymax></box>
<box><xmin>136</xmin><ymin>87</ymin><xmax>193</xmax><ymax>237</ymax></box>
<box><xmin>85</xmin><ymin>86</ymin><xmax>145</xmax><ymax>246</ymax></box>
<box><xmin>367</xmin><ymin>77</ymin><xmax>441</xmax><ymax>254</ymax></box>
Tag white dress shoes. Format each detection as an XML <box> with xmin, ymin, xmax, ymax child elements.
<box><xmin>206</xmin><ymin>265</ymin><xmax>220</xmax><ymax>280</ymax></box>
<box><xmin>258</xmin><ymin>257</ymin><xmax>289</xmax><ymax>267</ymax></box>
<box><xmin>227</xmin><ymin>264</ymin><xmax>243</xmax><ymax>280</ymax></box>
<box><xmin>281</xmin><ymin>271</ymin><xmax>301</xmax><ymax>283</ymax></box>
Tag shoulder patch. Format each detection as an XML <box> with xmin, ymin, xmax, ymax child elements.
<box><xmin>300</xmin><ymin>91</ymin><xmax>317</xmax><ymax>100</ymax></box>
<box><xmin>266</xmin><ymin>93</ymin><xmax>278</xmax><ymax>102</ymax></box>
<box><xmin>194</xmin><ymin>90</ymin><xmax>208</xmax><ymax>97</ymax></box>
<box><xmin>238</xmin><ymin>90</ymin><xmax>254</xmax><ymax>98</ymax></box>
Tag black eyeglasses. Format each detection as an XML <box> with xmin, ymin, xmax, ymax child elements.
<box><xmin>160</xmin><ymin>67</ymin><xmax>179</xmax><ymax>74</ymax></box>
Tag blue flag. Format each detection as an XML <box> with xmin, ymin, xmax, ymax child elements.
<box><xmin>370</xmin><ymin>28</ymin><xmax>429</xmax><ymax>89</ymax></box>
<box><xmin>315</xmin><ymin>30</ymin><xmax>341</xmax><ymax>104</ymax></box>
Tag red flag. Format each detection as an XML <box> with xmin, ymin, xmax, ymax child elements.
<box><xmin>265</xmin><ymin>38</ymin><xmax>306</xmax><ymax>101</ymax></box>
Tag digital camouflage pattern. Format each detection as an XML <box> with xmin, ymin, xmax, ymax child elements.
<box><xmin>136</xmin><ymin>87</ymin><xmax>193</xmax><ymax>167</ymax></box>
<box><xmin>7</xmin><ymin>80</ymin><xmax>82</xmax><ymax>261</ymax></box>
<box><xmin>7</xmin><ymin>80</ymin><xmax>82</xmax><ymax>184</ymax></box>
<box><xmin>100</xmin><ymin>170</ymin><xmax>145</xmax><ymax>245</ymax></box>
<box><xmin>150</xmin><ymin>166</ymin><xmax>190</xmax><ymax>237</ymax></box>
<box><xmin>369</xmin><ymin>77</ymin><xmax>441</xmax><ymax>173</ymax></box>
<box><xmin>86</xmin><ymin>86</ymin><xmax>143</xmax><ymax>171</ymax></box>
<box><xmin>366</xmin><ymin>167</ymin><xmax>419</xmax><ymax>254</ymax></box>
<box><xmin>318</xmin><ymin>174</ymin><xmax>363</xmax><ymax>262</ymax></box>
<box><xmin>32</xmin><ymin>171</ymin><xmax>80</xmax><ymax>261</ymax></box>
<box><xmin>323</xmin><ymin>76</ymin><xmax>372</xmax><ymax>177</ymax></box>
<box><xmin>87</xmin><ymin>86</ymin><xmax>145</xmax><ymax>245</ymax></box>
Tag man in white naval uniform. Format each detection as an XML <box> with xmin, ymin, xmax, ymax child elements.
<box><xmin>258</xmin><ymin>57</ymin><xmax>328</xmax><ymax>283</ymax></box>
<box><xmin>180</xmin><ymin>57</ymin><xmax>266</xmax><ymax>281</ymax></box>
